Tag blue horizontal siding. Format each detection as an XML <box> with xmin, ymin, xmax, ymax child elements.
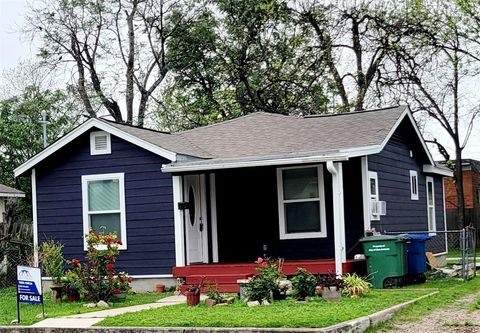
<box><xmin>368</xmin><ymin>123</ymin><xmax>446</xmax><ymax>253</ymax></box>
<box><xmin>36</xmin><ymin>130</ymin><xmax>175</xmax><ymax>275</ymax></box>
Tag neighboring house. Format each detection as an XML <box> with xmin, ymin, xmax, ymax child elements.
<box><xmin>444</xmin><ymin>159</ymin><xmax>480</xmax><ymax>231</ymax></box>
<box><xmin>14</xmin><ymin>106</ymin><xmax>451</xmax><ymax>291</ymax></box>
<box><xmin>0</xmin><ymin>184</ymin><xmax>25</xmax><ymax>223</ymax></box>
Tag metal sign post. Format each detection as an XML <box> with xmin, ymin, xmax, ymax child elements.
<box><xmin>16</xmin><ymin>265</ymin><xmax>44</xmax><ymax>323</ymax></box>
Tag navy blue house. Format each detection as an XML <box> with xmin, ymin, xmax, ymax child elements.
<box><xmin>15</xmin><ymin>106</ymin><xmax>452</xmax><ymax>289</ymax></box>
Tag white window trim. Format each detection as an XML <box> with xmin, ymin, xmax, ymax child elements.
<box><xmin>277</xmin><ymin>165</ymin><xmax>327</xmax><ymax>240</ymax></box>
<box><xmin>426</xmin><ymin>176</ymin><xmax>436</xmax><ymax>234</ymax></box>
<box><xmin>82</xmin><ymin>173</ymin><xmax>127</xmax><ymax>250</ymax></box>
<box><xmin>90</xmin><ymin>131</ymin><xmax>111</xmax><ymax>155</ymax></box>
<box><xmin>410</xmin><ymin>170</ymin><xmax>419</xmax><ymax>200</ymax></box>
<box><xmin>369</xmin><ymin>171</ymin><xmax>380</xmax><ymax>221</ymax></box>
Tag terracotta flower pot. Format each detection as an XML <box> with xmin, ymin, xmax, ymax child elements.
<box><xmin>155</xmin><ymin>283</ymin><xmax>165</xmax><ymax>293</ymax></box>
<box><xmin>315</xmin><ymin>286</ymin><xmax>324</xmax><ymax>296</ymax></box>
<box><xmin>67</xmin><ymin>291</ymin><xmax>80</xmax><ymax>302</ymax></box>
<box><xmin>186</xmin><ymin>291</ymin><xmax>200</xmax><ymax>306</ymax></box>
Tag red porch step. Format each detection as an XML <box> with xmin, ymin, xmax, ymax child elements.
<box><xmin>173</xmin><ymin>259</ymin><xmax>366</xmax><ymax>294</ymax></box>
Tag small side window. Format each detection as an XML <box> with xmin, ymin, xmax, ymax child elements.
<box><xmin>410</xmin><ymin>170</ymin><xmax>419</xmax><ymax>200</ymax></box>
<box><xmin>90</xmin><ymin>131</ymin><xmax>111</xmax><ymax>155</ymax></box>
<box><xmin>369</xmin><ymin>171</ymin><xmax>380</xmax><ymax>221</ymax></box>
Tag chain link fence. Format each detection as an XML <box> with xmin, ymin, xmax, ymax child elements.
<box><xmin>386</xmin><ymin>227</ymin><xmax>477</xmax><ymax>280</ymax></box>
<box><xmin>0</xmin><ymin>240</ymin><xmax>33</xmax><ymax>288</ymax></box>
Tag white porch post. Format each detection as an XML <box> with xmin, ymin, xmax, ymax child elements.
<box><xmin>31</xmin><ymin>168</ymin><xmax>39</xmax><ymax>267</ymax></box>
<box><xmin>361</xmin><ymin>156</ymin><xmax>371</xmax><ymax>232</ymax></box>
<box><xmin>173</xmin><ymin>175</ymin><xmax>185</xmax><ymax>267</ymax></box>
<box><xmin>326</xmin><ymin>161</ymin><xmax>346</xmax><ymax>276</ymax></box>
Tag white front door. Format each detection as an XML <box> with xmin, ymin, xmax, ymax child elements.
<box><xmin>184</xmin><ymin>175</ymin><xmax>207</xmax><ymax>264</ymax></box>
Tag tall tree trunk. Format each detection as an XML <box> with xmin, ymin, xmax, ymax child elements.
<box><xmin>125</xmin><ymin>1</ymin><xmax>137</xmax><ymax>125</ymax></box>
<box><xmin>454</xmin><ymin>145</ymin><xmax>466</xmax><ymax>228</ymax></box>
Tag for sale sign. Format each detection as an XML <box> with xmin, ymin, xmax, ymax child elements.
<box><xmin>17</xmin><ymin>266</ymin><xmax>43</xmax><ymax>304</ymax></box>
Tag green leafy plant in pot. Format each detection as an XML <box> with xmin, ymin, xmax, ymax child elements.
<box><xmin>342</xmin><ymin>273</ymin><xmax>372</xmax><ymax>298</ymax></box>
<box><xmin>40</xmin><ymin>240</ymin><xmax>65</xmax><ymax>302</ymax></box>
<box><xmin>62</xmin><ymin>268</ymin><xmax>82</xmax><ymax>302</ymax></box>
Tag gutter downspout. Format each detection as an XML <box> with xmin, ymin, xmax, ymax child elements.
<box><xmin>326</xmin><ymin>161</ymin><xmax>346</xmax><ymax>276</ymax></box>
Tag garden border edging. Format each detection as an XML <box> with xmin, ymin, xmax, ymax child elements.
<box><xmin>0</xmin><ymin>291</ymin><xmax>439</xmax><ymax>333</ymax></box>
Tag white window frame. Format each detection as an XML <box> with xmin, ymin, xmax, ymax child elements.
<box><xmin>90</xmin><ymin>131</ymin><xmax>111</xmax><ymax>155</ymax></box>
<box><xmin>82</xmin><ymin>173</ymin><xmax>127</xmax><ymax>250</ymax></box>
<box><xmin>369</xmin><ymin>171</ymin><xmax>380</xmax><ymax>221</ymax></box>
<box><xmin>277</xmin><ymin>165</ymin><xmax>327</xmax><ymax>240</ymax></box>
<box><xmin>409</xmin><ymin>170</ymin><xmax>419</xmax><ymax>200</ymax></box>
<box><xmin>426</xmin><ymin>176</ymin><xmax>436</xmax><ymax>233</ymax></box>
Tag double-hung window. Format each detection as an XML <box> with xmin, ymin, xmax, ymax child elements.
<box><xmin>410</xmin><ymin>170</ymin><xmax>419</xmax><ymax>200</ymax></box>
<box><xmin>426</xmin><ymin>176</ymin><xmax>436</xmax><ymax>233</ymax></box>
<box><xmin>277</xmin><ymin>165</ymin><xmax>326</xmax><ymax>240</ymax></box>
<box><xmin>369</xmin><ymin>171</ymin><xmax>380</xmax><ymax>221</ymax></box>
<box><xmin>82</xmin><ymin>173</ymin><xmax>127</xmax><ymax>250</ymax></box>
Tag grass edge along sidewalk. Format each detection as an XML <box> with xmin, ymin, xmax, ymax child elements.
<box><xmin>0</xmin><ymin>292</ymin><xmax>439</xmax><ymax>333</ymax></box>
<box><xmin>96</xmin><ymin>289</ymin><xmax>434</xmax><ymax>329</ymax></box>
<box><xmin>0</xmin><ymin>288</ymin><xmax>172</xmax><ymax>326</ymax></box>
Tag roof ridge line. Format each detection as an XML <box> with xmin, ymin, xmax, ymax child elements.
<box><xmin>303</xmin><ymin>105</ymin><xmax>406</xmax><ymax>118</ymax></box>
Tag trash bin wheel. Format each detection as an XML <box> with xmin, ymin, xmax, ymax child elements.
<box><xmin>419</xmin><ymin>273</ymin><xmax>426</xmax><ymax>283</ymax></box>
<box><xmin>383</xmin><ymin>277</ymin><xmax>398</xmax><ymax>289</ymax></box>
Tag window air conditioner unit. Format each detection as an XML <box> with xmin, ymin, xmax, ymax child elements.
<box><xmin>371</xmin><ymin>201</ymin><xmax>387</xmax><ymax>216</ymax></box>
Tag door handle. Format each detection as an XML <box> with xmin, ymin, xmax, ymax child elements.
<box><xmin>199</xmin><ymin>223</ymin><xmax>204</xmax><ymax>232</ymax></box>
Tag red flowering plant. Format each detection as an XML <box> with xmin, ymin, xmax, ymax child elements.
<box><xmin>70</xmin><ymin>229</ymin><xmax>131</xmax><ymax>302</ymax></box>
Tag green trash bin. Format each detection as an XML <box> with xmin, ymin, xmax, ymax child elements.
<box><xmin>360</xmin><ymin>235</ymin><xmax>406</xmax><ymax>289</ymax></box>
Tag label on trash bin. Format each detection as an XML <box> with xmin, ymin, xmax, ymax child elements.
<box><xmin>368</xmin><ymin>244</ymin><xmax>390</xmax><ymax>252</ymax></box>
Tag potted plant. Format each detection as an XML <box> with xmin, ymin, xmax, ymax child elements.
<box><xmin>184</xmin><ymin>278</ymin><xmax>204</xmax><ymax>306</ymax></box>
<box><xmin>342</xmin><ymin>273</ymin><xmax>372</xmax><ymax>298</ymax></box>
<box><xmin>40</xmin><ymin>240</ymin><xmax>65</xmax><ymax>302</ymax></box>
<box><xmin>317</xmin><ymin>274</ymin><xmax>344</xmax><ymax>301</ymax></box>
<box><xmin>111</xmin><ymin>272</ymin><xmax>133</xmax><ymax>302</ymax></box>
<box><xmin>62</xmin><ymin>270</ymin><xmax>82</xmax><ymax>302</ymax></box>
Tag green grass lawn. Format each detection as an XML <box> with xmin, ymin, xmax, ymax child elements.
<box><xmin>97</xmin><ymin>289</ymin><xmax>431</xmax><ymax>328</ymax></box>
<box><xmin>446</xmin><ymin>249</ymin><xmax>480</xmax><ymax>258</ymax></box>
<box><xmin>366</xmin><ymin>276</ymin><xmax>480</xmax><ymax>332</ymax></box>
<box><xmin>0</xmin><ymin>288</ymin><xmax>170</xmax><ymax>326</ymax></box>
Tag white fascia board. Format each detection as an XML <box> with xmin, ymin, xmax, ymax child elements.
<box><xmin>14</xmin><ymin>119</ymin><xmax>177</xmax><ymax>177</ymax></box>
<box><xmin>344</xmin><ymin>107</ymin><xmax>436</xmax><ymax>166</ymax></box>
<box><xmin>162</xmin><ymin>154</ymin><xmax>349</xmax><ymax>173</ymax></box>
<box><xmin>0</xmin><ymin>192</ymin><xmax>25</xmax><ymax>198</ymax></box>
<box><xmin>423</xmin><ymin>165</ymin><xmax>453</xmax><ymax>177</ymax></box>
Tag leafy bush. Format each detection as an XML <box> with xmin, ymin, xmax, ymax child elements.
<box><xmin>342</xmin><ymin>273</ymin><xmax>372</xmax><ymax>298</ymax></box>
<box><xmin>291</xmin><ymin>268</ymin><xmax>316</xmax><ymax>300</ymax></box>
<box><xmin>61</xmin><ymin>269</ymin><xmax>82</xmax><ymax>294</ymax></box>
<box><xmin>316</xmin><ymin>273</ymin><xmax>345</xmax><ymax>289</ymax></box>
<box><xmin>205</xmin><ymin>281</ymin><xmax>224</xmax><ymax>303</ymax></box>
<box><xmin>70</xmin><ymin>229</ymin><xmax>132</xmax><ymax>302</ymax></box>
<box><xmin>245</xmin><ymin>257</ymin><xmax>283</xmax><ymax>302</ymax></box>
<box><xmin>39</xmin><ymin>240</ymin><xmax>65</xmax><ymax>285</ymax></box>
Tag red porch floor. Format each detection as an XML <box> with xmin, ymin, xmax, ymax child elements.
<box><xmin>173</xmin><ymin>259</ymin><xmax>366</xmax><ymax>293</ymax></box>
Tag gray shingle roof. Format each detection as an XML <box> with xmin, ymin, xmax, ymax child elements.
<box><xmin>0</xmin><ymin>184</ymin><xmax>25</xmax><ymax>197</ymax></box>
<box><xmin>175</xmin><ymin>105</ymin><xmax>407</xmax><ymax>160</ymax></box>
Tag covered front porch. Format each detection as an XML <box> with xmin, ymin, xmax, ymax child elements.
<box><xmin>170</xmin><ymin>157</ymin><xmax>369</xmax><ymax>291</ymax></box>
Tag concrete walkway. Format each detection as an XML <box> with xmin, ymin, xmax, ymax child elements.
<box><xmin>30</xmin><ymin>295</ymin><xmax>201</xmax><ymax>328</ymax></box>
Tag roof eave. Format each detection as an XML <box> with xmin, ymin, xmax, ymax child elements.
<box><xmin>0</xmin><ymin>192</ymin><xmax>25</xmax><ymax>198</ymax></box>
<box><xmin>162</xmin><ymin>154</ymin><xmax>349</xmax><ymax>173</ymax></box>
<box><xmin>423</xmin><ymin>165</ymin><xmax>453</xmax><ymax>177</ymax></box>
<box><xmin>14</xmin><ymin>119</ymin><xmax>178</xmax><ymax>178</ymax></box>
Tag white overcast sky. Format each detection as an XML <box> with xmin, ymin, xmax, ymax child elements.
<box><xmin>1</xmin><ymin>0</ymin><xmax>479</xmax><ymax>161</ymax></box>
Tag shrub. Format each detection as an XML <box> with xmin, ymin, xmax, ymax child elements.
<box><xmin>39</xmin><ymin>240</ymin><xmax>65</xmax><ymax>285</ymax></box>
<box><xmin>71</xmin><ymin>229</ymin><xmax>132</xmax><ymax>302</ymax></box>
<box><xmin>291</xmin><ymin>268</ymin><xmax>316</xmax><ymax>300</ymax></box>
<box><xmin>205</xmin><ymin>281</ymin><xmax>224</xmax><ymax>303</ymax></box>
<box><xmin>61</xmin><ymin>269</ymin><xmax>82</xmax><ymax>294</ymax></box>
<box><xmin>342</xmin><ymin>273</ymin><xmax>372</xmax><ymax>298</ymax></box>
<box><xmin>245</xmin><ymin>257</ymin><xmax>283</xmax><ymax>302</ymax></box>
<box><xmin>316</xmin><ymin>273</ymin><xmax>345</xmax><ymax>289</ymax></box>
